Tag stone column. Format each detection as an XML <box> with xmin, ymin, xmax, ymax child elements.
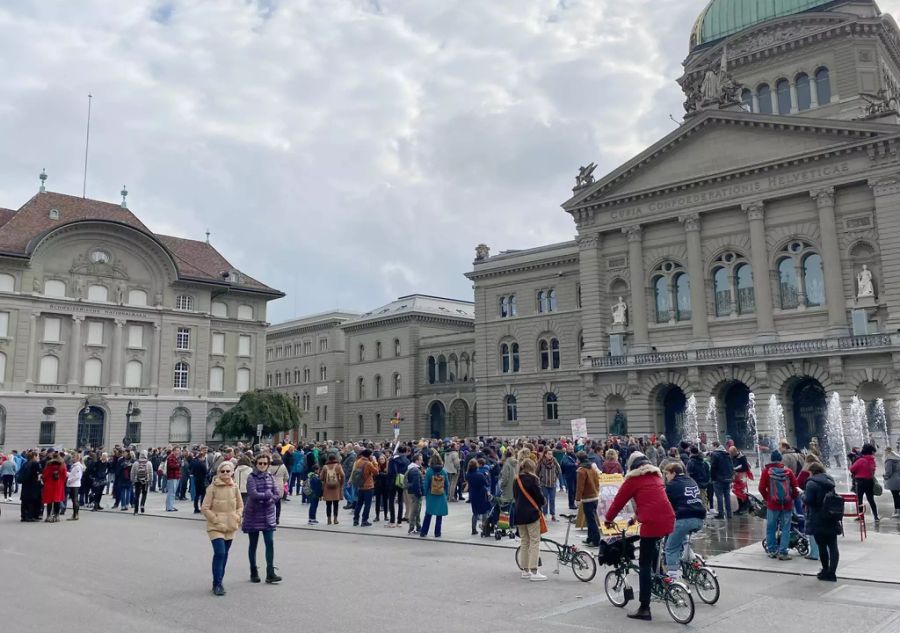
<box><xmin>150</xmin><ymin>322</ymin><xmax>161</xmax><ymax>394</ymax></box>
<box><xmin>811</xmin><ymin>188</ymin><xmax>848</xmax><ymax>335</ymax></box>
<box><xmin>624</xmin><ymin>225</ymin><xmax>649</xmax><ymax>353</ymax></box>
<box><xmin>67</xmin><ymin>315</ymin><xmax>83</xmax><ymax>390</ymax></box>
<box><xmin>869</xmin><ymin>176</ymin><xmax>900</xmax><ymax>328</ymax></box>
<box><xmin>769</xmin><ymin>88</ymin><xmax>778</xmax><ymax>114</ymax></box>
<box><xmin>679</xmin><ymin>213</ymin><xmax>710</xmax><ymax>346</ymax></box>
<box><xmin>577</xmin><ymin>232</ymin><xmax>607</xmax><ymax>362</ymax></box>
<box><xmin>742</xmin><ymin>201</ymin><xmax>776</xmax><ymax>342</ymax></box>
<box><xmin>810</xmin><ymin>80</ymin><xmax>820</xmax><ymax>108</ymax></box>
<box><xmin>751</xmin><ymin>93</ymin><xmax>759</xmax><ymax>113</ymax></box>
<box><xmin>24</xmin><ymin>311</ymin><xmax>40</xmax><ymax>389</ymax></box>
<box><xmin>110</xmin><ymin>319</ymin><xmax>125</xmax><ymax>389</ymax></box>
<box><xmin>789</xmin><ymin>83</ymin><xmax>799</xmax><ymax>113</ymax></box>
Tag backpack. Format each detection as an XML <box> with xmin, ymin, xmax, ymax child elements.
<box><xmin>350</xmin><ymin>465</ymin><xmax>363</xmax><ymax>489</ymax></box>
<box><xmin>430</xmin><ymin>472</ymin><xmax>445</xmax><ymax>496</ymax></box>
<box><xmin>822</xmin><ymin>488</ymin><xmax>845</xmax><ymax>520</ymax></box>
<box><xmin>135</xmin><ymin>461</ymin><xmax>150</xmax><ymax>485</ymax></box>
<box><xmin>303</xmin><ymin>475</ymin><xmax>317</xmax><ymax>498</ymax></box>
<box><xmin>768</xmin><ymin>466</ymin><xmax>791</xmax><ymax>505</ymax></box>
<box><xmin>324</xmin><ymin>466</ymin><xmax>339</xmax><ymax>488</ymax></box>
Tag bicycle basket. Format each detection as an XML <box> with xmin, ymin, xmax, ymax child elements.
<box><xmin>598</xmin><ymin>537</ymin><xmax>636</xmax><ymax>567</ymax></box>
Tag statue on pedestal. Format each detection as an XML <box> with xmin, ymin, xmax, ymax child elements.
<box><xmin>611</xmin><ymin>296</ymin><xmax>628</xmax><ymax>326</ymax></box>
<box><xmin>857</xmin><ymin>264</ymin><xmax>875</xmax><ymax>298</ymax></box>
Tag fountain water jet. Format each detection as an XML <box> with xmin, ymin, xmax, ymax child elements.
<box><xmin>825</xmin><ymin>392</ymin><xmax>848</xmax><ymax>480</ymax></box>
<box><xmin>746</xmin><ymin>392</ymin><xmax>761</xmax><ymax>470</ymax></box>
<box><xmin>684</xmin><ymin>394</ymin><xmax>700</xmax><ymax>446</ymax></box>
<box><xmin>767</xmin><ymin>395</ymin><xmax>786</xmax><ymax>445</ymax></box>
<box><xmin>873</xmin><ymin>398</ymin><xmax>889</xmax><ymax>449</ymax></box>
<box><xmin>705</xmin><ymin>396</ymin><xmax>719</xmax><ymax>445</ymax></box>
<box><xmin>847</xmin><ymin>396</ymin><xmax>868</xmax><ymax>449</ymax></box>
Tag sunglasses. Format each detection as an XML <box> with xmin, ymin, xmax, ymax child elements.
<box><xmin>256</xmin><ymin>461</ymin><xmax>269</xmax><ymax>466</ymax></box>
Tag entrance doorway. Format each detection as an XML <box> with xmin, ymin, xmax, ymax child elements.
<box><xmin>657</xmin><ymin>386</ymin><xmax>686</xmax><ymax>446</ymax></box>
<box><xmin>723</xmin><ymin>382</ymin><xmax>751</xmax><ymax>450</ymax></box>
<box><xmin>77</xmin><ymin>405</ymin><xmax>106</xmax><ymax>449</ymax></box>
<box><xmin>791</xmin><ymin>378</ymin><xmax>826</xmax><ymax>449</ymax></box>
<box><xmin>429</xmin><ymin>401</ymin><xmax>446</xmax><ymax>439</ymax></box>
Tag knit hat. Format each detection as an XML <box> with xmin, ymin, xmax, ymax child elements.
<box><xmin>626</xmin><ymin>451</ymin><xmax>647</xmax><ymax>471</ymax></box>
<box><xmin>140</xmin><ymin>450</ymin><xmax>148</xmax><ymax>459</ymax></box>
<box><xmin>770</xmin><ymin>450</ymin><xmax>783</xmax><ymax>463</ymax></box>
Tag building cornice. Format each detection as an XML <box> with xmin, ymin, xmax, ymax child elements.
<box><xmin>340</xmin><ymin>312</ymin><xmax>474</xmax><ymax>334</ymax></box>
<box><xmin>466</xmin><ymin>253</ymin><xmax>580</xmax><ymax>282</ymax></box>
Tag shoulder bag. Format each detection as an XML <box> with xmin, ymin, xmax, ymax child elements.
<box><xmin>516</xmin><ymin>475</ymin><xmax>548</xmax><ymax>534</ymax></box>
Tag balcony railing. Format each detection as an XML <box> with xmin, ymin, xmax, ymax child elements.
<box><xmin>80</xmin><ymin>385</ymin><xmax>106</xmax><ymax>394</ymax></box>
<box><xmin>35</xmin><ymin>383</ymin><xmax>65</xmax><ymax>393</ymax></box>
<box><xmin>124</xmin><ymin>387</ymin><xmax>150</xmax><ymax>396</ymax></box>
<box><xmin>589</xmin><ymin>333</ymin><xmax>898</xmax><ymax>370</ymax></box>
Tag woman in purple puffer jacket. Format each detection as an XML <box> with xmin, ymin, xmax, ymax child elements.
<box><xmin>242</xmin><ymin>453</ymin><xmax>282</xmax><ymax>584</ymax></box>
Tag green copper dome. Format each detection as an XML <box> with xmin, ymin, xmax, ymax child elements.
<box><xmin>690</xmin><ymin>0</ymin><xmax>836</xmax><ymax>49</ymax></box>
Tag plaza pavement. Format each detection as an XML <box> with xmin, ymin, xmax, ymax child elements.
<box><xmin>2</xmin><ymin>494</ymin><xmax>900</xmax><ymax>633</ymax></box>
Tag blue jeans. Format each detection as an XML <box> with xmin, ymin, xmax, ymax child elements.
<box><xmin>308</xmin><ymin>497</ymin><xmax>319</xmax><ymax>521</ymax></box>
<box><xmin>542</xmin><ymin>486</ymin><xmax>556</xmax><ymax>517</ymax></box>
<box><xmin>211</xmin><ymin>538</ymin><xmax>232</xmax><ymax>587</ymax></box>
<box><xmin>166</xmin><ymin>478</ymin><xmax>179</xmax><ymax>510</ymax></box>
<box><xmin>354</xmin><ymin>489</ymin><xmax>373</xmax><ymax>523</ymax></box>
<box><xmin>344</xmin><ymin>482</ymin><xmax>356</xmax><ymax>504</ymax></box>
<box><xmin>118</xmin><ymin>482</ymin><xmax>133</xmax><ymax>508</ymax></box>
<box><xmin>665</xmin><ymin>517</ymin><xmax>705</xmax><ymax>570</ymax></box>
<box><xmin>766</xmin><ymin>509</ymin><xmax>792</xmax><ymax>555</ymax></box>
<box><xmin>713</xmin><ymin>481</ymin><xmax>732</xmax><ymax>518</ymax></box>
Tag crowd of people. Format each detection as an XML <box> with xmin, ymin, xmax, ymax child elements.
<box><xmin>1</xmin><ymin>432</ymin><xmax>898</xmax><ymax>613</ymax></box>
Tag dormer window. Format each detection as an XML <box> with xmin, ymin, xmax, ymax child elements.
<box><xmin>48</xmin><ymin>209</ymin><xmax>59</xmax><ymax>220</ymax></box>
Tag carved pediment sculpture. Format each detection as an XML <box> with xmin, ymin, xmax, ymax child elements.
<box><xmin>858</xmin><ymin>90</ymin><xmax>900</xmax><ymax>119</ymax></box>
<box><xmin>574</xmin><ymin>163</ymin><xmax>597</xmax><ymax>190</ymax></box>
<box><xmin>70</xmin><ymin>251</ymin><xmax>130</xmax><ymax>281</ymax></box>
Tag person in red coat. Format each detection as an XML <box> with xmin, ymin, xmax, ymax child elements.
<box><xmin>758</xmin><ymin>450</ymin><xmax>799</xmax><ymax>559</ymax></box>
<box><xmin>603</xmin><ymin>452</ymin><xmax>675</xmax><ymax>622</ymax></box>
<box><xmin>849</xmin><ymin>444</ymin><xmax>880</xmax><ymax>522</ymax></box>
<box><xmin>41</xmin><ymin>453</ymin><xmax>68</xmax><ymax>522</ymax></box>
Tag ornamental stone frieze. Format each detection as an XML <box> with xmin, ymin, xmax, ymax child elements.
<box><xmin>869</xmin><ymin>175</ymin><xmax>900</xmax><ymax>197</ymax></box>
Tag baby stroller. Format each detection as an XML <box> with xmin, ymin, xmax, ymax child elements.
<box><xmin>482</xmin><ymin>498</ymin><xmax>516</xmax><ymax>540</ymax></box>
<box><xmin>758</xmin><ymin>508</ymin><xmax>810</xmax><ymax>556</ymax></box>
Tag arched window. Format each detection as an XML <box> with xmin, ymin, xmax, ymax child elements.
<box><xmin>537</xmin><ymin>290</ymin><xmax>545</xmax><ymax>313</ymax></box>
<box><xmin>714</xmin><ymin>267</ymin><xmax>731</xmax><ymax>316</ymax></box>
<box><xmin>358</xmin><ymin>415</ymin><xmax>365</xmax><ymax>437</ymax></box>
<box><xmin>87</xmin><ymin>284</ymin><xmax>108</xmax><ymax>302</ymax></box>
<box><xmin>551</xmin><ymin>339</ymin><xmax>561</xmax><ymax>369</ymax></box>
<box><xmin>209</xmin><ymin>366</ymin><xmax>224</xmax><ymax>391</ymax></box>
<box><xmin>735</xmin><ymin>263</ymin><xmax>755</xmax><ymax>314</ymax></box>
<box><xmin>375</xmin><ymin>341</ymin><xmax>382</xmax><ymax>359</ymax></box>
<box><xmin>544</xmin><ymin>393</ymin><xmax>559</xmax><ymax>421</ymax></box>
<box><xmin>319</xmin><ymin>364</ymin><xmax>327</xmax><ymax>381</ymax></box>
<box><xmin>44</xmin><ymin>279</ymin><xmax>66</xmax><ymax>297</ymax></box>
<box><xmin>548</xmin><ymin>289</ymin><xmax>557</xmax><ymax>312</ymax></box>
<box><xmin>510</xmin><ymin>295</ymin><xmax>517</xmax><ymax>316</ymax></box>
<box><xmin>211</xmin><ymin>301</ymin><xmax>227</xmax><ymax>317</ymax></box>
<box><xmin>175</xmin><ymin>295</ymin><xmax>194</xmax><ymax>311</ymax></box>
<box><xmin>237</xmin><ymin>305</ymin><xmax>253</xmax><ymax>320</ymax></box>
<box><xmin>427</xmin><ymin>356</ymin><xmax>436</xmax><ymax>384</ymax></box>
<box><xmin>499</xmin><ymin>296</ymin><xmax>509</xmax><ymax>317</ymax></box>
<box><xmin>358</xmin><ymin>344</ymin><xmax>366</xmax><ymax>362</ymax></box>
<box><xmin>539</xmin><ymin>339</ymin><xmax>550</xmax><ymax>370</ymax></box>
<box><xmin>505</xmin><ymin>395</ymin><xmax>518</xmax><ymax>422</ymax></box>
<box><xmin>169</xmin><ymin>407</ymin><xmax>191</xmax><ymax>443</ymax></box>
<box><xmin>674</xmin><ymin>273</ymin><xmax>691</xmax><ymax>320</ymax></box>
<box><xmin>375</xmin><ymin>375</ymin><xmax>382</xmax><ymax>398</ymax></box>
<box><xmin>173</xmin><ymin>361</ymin><xmax>189</xmax><ymax>389</ymax></box>
<box><xmin>741</xmin><ymin>88</ymin><xmax>753</xmax><ymax>111</ymax></box>
<box><xmin>803</xmin><ymin>253</ymin><xmax>825</xmax><ymax>307</ymax></box>
<box><xmin>304</xmin><ymin>367</ymin><xmax>310</xmax><ymax>383</ymax></box>
<box><xmin>127</xmin><ymin>289</ymin><xmax>147</xmax><ymax>306</ymax></box>
<box><xmin>357</xmin><ymin>377</ymin><xmax>366</xmax><ymax>400</ymax></box>
<box><xmin>501</xmin><ymin>344</ymin><xmax>511</xmax><ymax>373</ymax></box>
<box><xmin>461</xmin><ymin>353</ymin><xmax>470</xmax><ymax>381</ymax></box>
<box><xmin>394</xmin><ymin>338</ymin><xmax>401</xmax><ymax>357</ymax></box>
<box><xmin>302</xmin><ymin>393</ymin><xmax>311</xmax><ymax>412</ymax></box>
<box><xmin>757</xmin><ymin>83</ymin><xmax>772</xmax><ymax>114</ymax></box>
<box><xmin>437</xmin><ymin>355</ymin><xmax>448</xmax><ymax>382</ymax></box>
<box><xmin>796</xmin><ymin>73</ymin><xmax>811</xmax><ymax>111</ymax></box>
<box><xmin>815</xmin><ymin>67</ymin><xmax>831</xmax><ymax>105</ymax></box>
<box><xmin>0</xmin><ymin>273</ymin><xmax>13</xmax><ymax>292</ymax></box>
<box><xmin>393</xmin><ymin>373</ymin><xmax>401</xmax><ymax>397</ymax></box>
<box><xmin>448</xmin><ymin>355</ymin><xmax>458</xmax><ymax>382</ymax></box>
<box><xmin>776</xmin><ymin>78</ymin><xmax>791</xmax><ymax>114</ymax></box>
<box><xmin>125</xmin><ymin>360</ymin><xmax>142</xmax><ymax>388</ymax></box>
<box><xmin>779</xmin><ymin>258</ymin><xmax>800</xmax><ymax>309</ymax></box>
<box><xmin>83</xmin><ymin>358</ymin><xmax>102</xmax><ymax>386</ymax></box>
<box><xmin>511</xmin><ymin>343</ymin><xmax>520</xmax><ymax>373</ymax></box>
<box><xmin>38</xmin><ymin>355</ymin><xmax>59</xmax><ymax>384</ymax></box>
<box><xmin>236</xmin><ymin>367</ymin><xmax>251</xmax><ymax>393</ymax></box>
<box><xmin>654</xmin><ymin>276</ymin><xmax>670</xmax><ymax>323</ymax></box>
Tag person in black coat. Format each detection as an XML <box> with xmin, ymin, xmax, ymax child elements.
<box><xmin>19</xmin><ymin>452</ymin><xmax>43</xmax><ymax>522</ymax></box>
<box><xmin>513</xmin><ymin>459</ymin><xmax>546</xmax><ymax>580</ymax></box>
<box><xmin>560</xmin><ymin>450</ymin><xmax>579</xmax><ymax>510</ymax></box>
<box><xmin>686</xmin><ymin>447</ymin><xmax>710</xmax><ymax>509</ymax></box>
<box><xmin>803</xmin><ymin>462</ymin><xmax>842</xmax><ymax>581</ymax></box>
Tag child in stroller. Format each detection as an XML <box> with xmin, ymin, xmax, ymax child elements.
<box><xmin>482</xmin><ymin>497</ymin><xmax>516</xmax><ymax>540</ymax></box>
<box><xmin>749</xmin><ymin>494</ymin><xmax>810</xmax><ymax>557</ymax></box>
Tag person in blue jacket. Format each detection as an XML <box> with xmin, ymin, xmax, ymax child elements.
<box><xmin>560</xmin><ymin>449</ymin><xmax>579</xmax><ymax>510</ymax></box>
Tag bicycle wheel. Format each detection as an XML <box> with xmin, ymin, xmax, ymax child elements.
<box><xmin>515</xmin><ymin>546</ymin><xmax>524</xmax><ymax>570</ymax></box>
<box><xmin>572</xmin><ymin>551</ymin><xmax>597</xmax><ymax>582</ymax></box>
<box><xmin>665</xmin><ymin>582</ymin><xmax>695</xmax><ymax>624</ymax></box>
<box><xmin>604</xmin><ymin>570</ymin><xmax>629</xmax><ymax>607</ymax></box>
<box><xmin>797</xmin><ymin>538</ymin><xmax>809</xmax><ymax>557</ymax></box>
<box><xmin>693</xmin><ymin>567</ymin><xmax>720</xmax><ymax>605</ymax></box>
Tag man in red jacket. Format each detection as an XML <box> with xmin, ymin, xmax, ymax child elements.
<box><xmin>758</xmin><ymin>450</ymin><xmax>799</xmax><ymax>560</ymax></box>
<box><xmin>604</xmin><ymin>452</ymin><xmax>675</xmax><ymax>622</ymax></box>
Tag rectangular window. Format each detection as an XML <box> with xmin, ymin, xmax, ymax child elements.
<box><xmin>43</xmin><ymin>317</ymin><xmax>61</xmax><ymax>342</ymax></box>
<box><xmin>316</xmin><ymin>406</ymin><xmax>321</xmax><ymax>422</ymax></box>
<box><xmin>126</xmin><ymin>421</ymin><xmax>142</xmax><ymax>444</ymax></box>
<box><xmin>211</xmin><ymin>332</ymin><xmax>225</xmax><ymax>355</ymax></box>
<box><xmin>319</xmin><ymin>338</ymin><xmax>328</xmax><ymax>352</ymax></box>
<box><xmin>0</xmin><ymin>311</ymin><xmax>8</xmax><ymax>338</ymax></box>
<box><xmin>176</xmin><ymin>327</ymin><xmax>190</xmax><ymax>350</ymax></box>
<box><xmin>238</xmin><ymin>335</ymin><xmax>251</xmax><ymax>357</ymax></box>
<box><xmin>127</xmin><ymin>324</ymin><xmax>143</xmax><ymax>348</ymax></box>
<box><xmin>86</xmin><ymin>321</ymin><xmax>104</xmax><ymax>345</ymax></box>
<box><xmin>39</xmin><ymin>421</ymin><xmax>56</xmax><ymax>445</ymax></box>
<box><xmin>304</xmin><ymin>341</ymin><xmax>312</xmax><ymax>354</ymax></box>
<box><xmin>323</xmin><ymin>405</ymin><xmax>327</xmax><ymax>421</ymax></box>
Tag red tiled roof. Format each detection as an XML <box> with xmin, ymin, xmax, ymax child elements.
<box><xmin>0</xmin><ymin>191</ymin><xmax>281</xmax><ymax>296</ymax></box>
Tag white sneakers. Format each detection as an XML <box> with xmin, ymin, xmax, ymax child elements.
<box><xmin>530</xmin><ymin>572</ymin><xmax>548</xmax><ymax>582</ymax></box>
<box><xmin>521</xmin><ymin>571</ymin><xmax>532</xmax><ymax>579</ymax></box>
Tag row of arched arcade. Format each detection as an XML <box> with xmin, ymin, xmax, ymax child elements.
<box><xmin>426</xmin><ymin>398</ymin><xmax>476</xmax><ymax>439</ymax></box>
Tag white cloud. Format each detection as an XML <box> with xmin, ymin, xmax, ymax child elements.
<box><xmin>1</xmin><ymin>0</ymin><xmax>853</xmax><ymax>323</ymax></box>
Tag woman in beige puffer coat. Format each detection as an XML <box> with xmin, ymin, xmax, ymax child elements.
<box><xmin>201</xmin><ymin>461</ymin><xmax>244</xmax><ymax>596</ymax></box>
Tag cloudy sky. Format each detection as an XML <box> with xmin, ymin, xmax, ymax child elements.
<box><xmin>2</xmin><ymin>1</ymin><xmax>897</xmax><ymax>323</ymax></box>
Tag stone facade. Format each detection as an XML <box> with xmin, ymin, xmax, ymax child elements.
<box><xmin>467</xmin><ymin>1</ymin><xmax>900</xmax><ymax>450</ymax></box>
<box><xmin>264</xmin><ymin>311</ymin><xmax>358</xmax><ymax>442</ymax></box>
<box><xmin>0</xmin><ymin>190</ymin><xmax>282</xmax><ymax>450</ymax></box>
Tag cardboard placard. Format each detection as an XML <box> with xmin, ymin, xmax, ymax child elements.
<box><xmin>571</xmin><ymin>418</ymin><xmax>588</xmax><ymax>440</ymax></box>
<box><xmin>597</xmin><ymin>473</ymin><xmax>640</xmax><ymax>536</ymax></box>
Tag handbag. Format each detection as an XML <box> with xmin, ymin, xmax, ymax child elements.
<box><xmin>516</xmin><ymin>475</ymin><xmax>548</xmax><ymax>534</ymax></box>
<box><xmin>873</xmin><ymin>478</ymin><xmax>884</xmax><ymax>497</ymax></box>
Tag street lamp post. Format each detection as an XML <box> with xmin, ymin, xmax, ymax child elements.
<box><xmin>123</xmin><ymin>400</ymin><xmax>134</xmax><ymax>447</ymax></box>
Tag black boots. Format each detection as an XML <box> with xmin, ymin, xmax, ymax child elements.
<box><xmin>250</xmin><ymin>567</ymin><xmax>261</xmax><ymax>583</ymax></box>
<box><xmin>265</xmin><ymin>567</ymin><xmax>282</xmax><ymax>584</ymax></box>
<box><xmin>213</xmin><ymin>584</ymin><xmax>225</xmax><ymax>596</ymax></box>
<box><xmin>627</xmin><ymin>607</ymin><xmax>652</xmax><ymax>621</ymax></box>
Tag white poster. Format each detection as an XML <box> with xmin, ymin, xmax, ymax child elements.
<box><xmin>571</xmin><ymin>418</ymin><xmax>588</xmax><ymax>439</ymax></box>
